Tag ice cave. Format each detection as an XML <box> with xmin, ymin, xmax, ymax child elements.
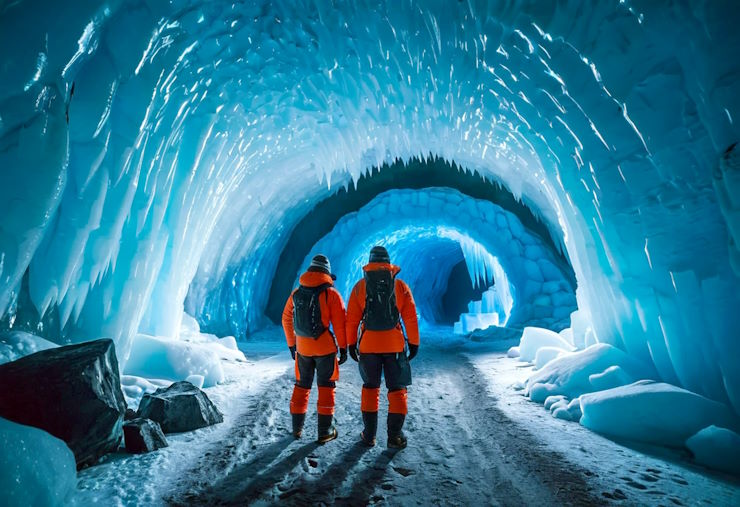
<box><xmin>1</xmin><ymin>0</ymin><xmax>739</xmax><ymax>505</ymax></box>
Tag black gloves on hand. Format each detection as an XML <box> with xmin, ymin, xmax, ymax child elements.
<box><xmin>407</xmin><ymin>344</ymin><xmax>419</xmax><ymax>361</ymax></box>
<box><xmin>349</xmin><ymin>344</ymin><xmax>359</xmax><ymax>362</ymax></box>
<box><xmin>338</xmin><ymin>348</ymin><xmax>348</xmax><ymax>365</ymax></box>
<box><xmin>289</xmin><ymin>346</ymin><xmax>296</xmax><ymax>360</ymax></box>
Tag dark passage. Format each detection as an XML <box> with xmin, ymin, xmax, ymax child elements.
<box><xmin>439</xmin><ymin>259</ymin><xmax>486</xmax><ymax>325</ymax></box>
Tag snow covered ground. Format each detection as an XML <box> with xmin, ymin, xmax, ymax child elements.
<box><xmin>469</xmin><ymin>346</ymin><xmax>740</xmax><ymax>506</ymax></box>
<box><xmin>74</xmin><ymin>340</ymin><xmax>291</xmax><ymax>506</ymax></box>
<box><xmin>72</xmin><ymin>327</ymin><xmax>739</xmax><ymax>505</ymax></box>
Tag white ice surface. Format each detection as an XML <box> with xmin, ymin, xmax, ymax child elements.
<box><xmin>0</xmin><ymin>417</ymin><xmax>77</xmax><ymax>507</ymax></box>
<box><xmin>525</xmin><ymin>343</ymin><xmax>651</xmax><ymax>403</ymax></box>
<box><xmin>580</xmin><ymin>381</ymin><xmax>740</xmax><ymax>447</ymax></box>
<box><xmin>123</xmin><ymin>318</ymin><xmax>246</xmax><ymax>389</ymax></box>
<box><xmin>0</xmin><ymin>330</ymin><xmax>57</xmax><ymax>365</ymax></box>
<box><xmin>518</xmin><ymin>326</ymin><xmax>575</xmax><ymax>363</ymax></box>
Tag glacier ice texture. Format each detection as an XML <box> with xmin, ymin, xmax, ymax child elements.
<box><xmin>0</xmin><ymin>417</ymin><xmax>77</xmax><ymax>506</ymax></box>
<box><xmin>0</xmin><ymin>0</ymin><xmax>737</xmax><ymax>425</ymax></box>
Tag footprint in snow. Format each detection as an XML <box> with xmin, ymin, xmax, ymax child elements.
<box><xmin>601</xmin><ymin>488</ymin><xmax>627</xmax><ymax>500</ymax></box>
<box><xmin>393</xmin><ymin>466</ymin><xmax>414</xmax><ymax>477</ymax></box>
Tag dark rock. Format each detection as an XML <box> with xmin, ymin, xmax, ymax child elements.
<box><xmin>138</xmin><ymin>381</ymin><xmax>223</xmax><ymax>433</ymax></box>
<box><xmin>124</xmin><ymin>408</ymin><xmax>138</xmax><ymax>421</ymax></box>
<box><xmin>123</xmin><ymin>418</ymin><xmax>168</xmax><ymax>454</ymax></box>
<box><xmin>0</xmin><ymin>339</ymin><xmax>126</xmax><ymax>468</ymax></box>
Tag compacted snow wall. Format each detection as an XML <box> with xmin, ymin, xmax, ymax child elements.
<box><xmin>0</xmin><ymin>1</ymin><xmax>739</xmax><ymax>416</ymax></box>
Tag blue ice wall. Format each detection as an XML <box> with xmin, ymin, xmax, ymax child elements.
<box><xmin>0</xmin><ymin>1</ymin><xmax>739</xmax><ymax>414</ymax></box>
<box><xmin>201</xmin><ymin>188</ymin><xmax>576</xmax><ymax>334</ymax></box>
<box><xmin>299</xmin><ymin>189</ymin><xmax>574</xmax><ymax>329</ymax></box>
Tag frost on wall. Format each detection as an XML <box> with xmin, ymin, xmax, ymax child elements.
<box><xmin>0</xmin><ymin>1</ymin><xmax>739</xmax><ymax>416</ymax></box>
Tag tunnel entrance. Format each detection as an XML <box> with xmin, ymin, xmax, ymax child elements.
<box><xmin>440</xmin><ymin>260</ymin><xmax>484</xmax><ymax>325</ymax></box>
<box><xmin>262</xmin><ymin>158</ymin><xmax>575</xmax><ymax>329</ymax></box>
<box><xmin>256</xmin><ymin>185</ymin><xmax>576</xmax><ymax>338</ymax></box>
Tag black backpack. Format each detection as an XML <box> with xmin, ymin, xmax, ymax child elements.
<box><xmin>363</xmin><ymin>270</ymin><xmax>400</xmax><ymax>331</ymax></box>
<box><xmin>292</xmin><ymin>283</ymin><xmax>332</xmax><ymax>339</ymax></box>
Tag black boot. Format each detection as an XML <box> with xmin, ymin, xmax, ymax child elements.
<box><xmin>292</xmin><ymin>413</ymin><xmax>306</xmax><ymax>438</ymax></box>
<box><xmin>361</xmin><ymin>411</ymin><xmax>378</xmax><ymax>447</ymax></box>
<box><xmin>387</xmin><ymin>413</ymin><xmax>407</xmax><ymax>449</ymax></box>
<box><xmin>317</xmin><ymin>414</ymin><xmax>338</xmax><ymax>444</ymax></box>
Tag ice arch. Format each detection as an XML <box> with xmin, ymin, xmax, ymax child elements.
<box><xmin>257</xmin><ymin>157</ymin><xmax>568</xmax><ymax>330</ymax></box>
<box><xmin>0</xmin><ymin>1</ymin><xmax>739</xmax><ymax>414</ymax></box>
<box><xmin>293</xmin><ymin>188</ymin><xmax>575</xmax><ymax>331</ymax></box>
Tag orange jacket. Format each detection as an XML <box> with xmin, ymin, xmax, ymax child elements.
<box><xmin>282</xmin><ymin>271</ymin><xmax>347</xmax><ymax>357</ymax></box>
<box><xmin>346</xmin><ymin>263</ymin><xmax>419</xmax><ymax>354</ymax></box>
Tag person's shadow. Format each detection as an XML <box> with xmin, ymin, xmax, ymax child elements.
<box><xmin>338</xmin><ymin>447</ymin><xmax>400</xmax><ymax>505</ymax></box>
<box><xmin>278</xmin><ymin>441</ymin><xmax>374</xmax><ymax>504</ymax></box>
<box><xmin>217</xmin><ymin>439</ymin><xmax>320</xmax><ymax>504</ymax></box>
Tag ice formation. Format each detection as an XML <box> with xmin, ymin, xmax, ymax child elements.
<box><xmin>289</xmin><ymin>188</ymin><xmax>574</xmax><ymax>332</ymax></box>
<box><xmin>0</xmin><ymin>330</ymin><xmax>57</xmax><ymax>365</ymax></box>
<box><xmin>0</xmin><ymin>417</ymin><xmax>77</xmax><ymax>505</ymax></box>
<box><xmin>685</xmin><ymin>425</ymin><xmax>740</xmax><ymax>476</ymax></box>
<box><xmin>0</xmin><ymin>0</ymin><xmax>739</xmax><ymax>441</ymax></box>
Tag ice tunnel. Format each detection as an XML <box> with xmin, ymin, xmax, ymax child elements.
<box><xmin>1</xmin><ymin>0</ymin><xmax>740</xmax><ymax>503</ymax></box>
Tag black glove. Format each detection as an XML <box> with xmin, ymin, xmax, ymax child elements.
<box><xmin>338</xmin><ymin>348</ymin><xmax>348</xmax><ymax>365</ymax></box>
<box><xmin>289</xmin><ymin>346</ymin><xmax>296</xmax><ymax>360</ymax></box>
<box><xmin>349</xmin><ymin>344</ymin><xmax>359</xmax><ymax>362</ymax></box>
<box><xmin>407</xmin><ymin>344</ymin><xmax>419</xmax><ymax>361</ymax></box>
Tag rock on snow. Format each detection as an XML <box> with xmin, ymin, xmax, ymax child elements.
<box><xmin>138</xmin><ymin>380</ymin><xmax>224</xmax><ymax>433</ymax></box>
<box><xmin>0</xmin><ymin>339</ymin><xmax>126</xmax><ymax>468</ymax></box>
<box><xmin>123</xmin><ymin>418</ymin><xmax>168</xmax><ymax>454</ymax></box>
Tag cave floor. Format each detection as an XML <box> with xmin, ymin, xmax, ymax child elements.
<box><xmin>75</xmin><ymin>332</ymin><xmax>740</xmax><ymax>506</ymax></box>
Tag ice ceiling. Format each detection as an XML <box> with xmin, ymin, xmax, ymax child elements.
<box><xmin>1</xmin><ymin>1</ymin><xmax>739</xmax><ymax>413</ymax></box>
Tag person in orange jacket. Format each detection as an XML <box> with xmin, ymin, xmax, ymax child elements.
<box><xmin>282</xmin><ymin>254</ymin><xmax>348</xmax><ymax>443</ymax></box>
<box><xmin>346</xmin><ymin>246</ymin><xmax>419</xmax><ymax>449</ymax></box>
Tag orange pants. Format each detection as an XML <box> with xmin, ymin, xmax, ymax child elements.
<box><xmin>290</xmin><ymin>353</ymin><xmax>338</xmax><ymax>416</ymax></box>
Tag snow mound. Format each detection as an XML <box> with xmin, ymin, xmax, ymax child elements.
<box><xmin>122</xmin><ymin>313</ymin><xmax>246</xmax><ymax>390</ymax></box>
<box><xmin>0</xmin><ymin>331</ymin><xmax>57</xmax><ymax>365</ymax></box>
<box><xmin>0</xmin><ymin>417</ymin><xmax>77</xmax><ymax>506</ymax></box>
<box><xmin>179</xmin><ymin>312</ymin><xmax>245</xmax><ymax>362</ymax></box>
<box><xmin>686</xmin><ymin>425</ymin><xmax>740</xmax><ymax>476</ymax></box>
<box><xmin>525</xmin><ymin>343</ymin><xmax>647</xmax><ymax>403</ymax></box>
<box><xmin>518</xmin><ymin>326</ymin><xmax>575</xmax><ymax>363</ymax></box>
<box><xmin>124</xmin><ymin>334</ymin><xmax>226</xmax><ymax>388</ymax></box>
<box><xmin>533</xmin><ymin>346</ymin><xmax>566</xmax><ymax>369</ymax></box>
<box><xmin>120</xmin><ymin>375</ymin><xmax>172</xmax><ymax>409</ymax></box>
<box><xmin>580</xmin><ymin>381</ymin><xmax>739</xmax><ymax>447</ymax></box>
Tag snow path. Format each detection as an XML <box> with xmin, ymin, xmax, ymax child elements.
<box><xmin>470</xmin><ymin>350</ymin><xmax>740</xmax><ymax>506</ymax></box>
<box><xmin>74</xmin><ymin>335</ymin><xmax>740</xmax><ymax>506</ymax></box>
<box><xmin>167</xmin><ymin>348</ymin><xmax>602</xmax><ymax>506</ymax></box>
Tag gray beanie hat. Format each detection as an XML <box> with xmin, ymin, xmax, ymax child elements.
<box><xmin>369</xmin><ymin>245</ymin><xmax>391</xmax><ymax>264</ymax></box>
<box><xmin>308</xmin><ymin>254</ymin><xmax>336</xmax><ymax>279</ymax></box>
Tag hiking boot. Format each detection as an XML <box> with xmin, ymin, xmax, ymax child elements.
<box><xmin>387</xmin><ymin>413</ymin><xmax>407</xmax><ymax>449</ymax></box>
<box><xmin>317</xmin><ymin>414</ymin><xmax>338</xmax><ymax>444</ymax></box>
<box><xmin>292</xmin><ymin>413</ymin><xmax>306</xmax><ymax>439</ymax></box>
<box><xmin>361</xmin><ymin>411</ymin><xmax>378</xmax><ymax>447</ymax></box>
<box><xmin>387</xmin><ymin>433</ymin><xmax>407</xmax><ymax>449</ymax></box>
